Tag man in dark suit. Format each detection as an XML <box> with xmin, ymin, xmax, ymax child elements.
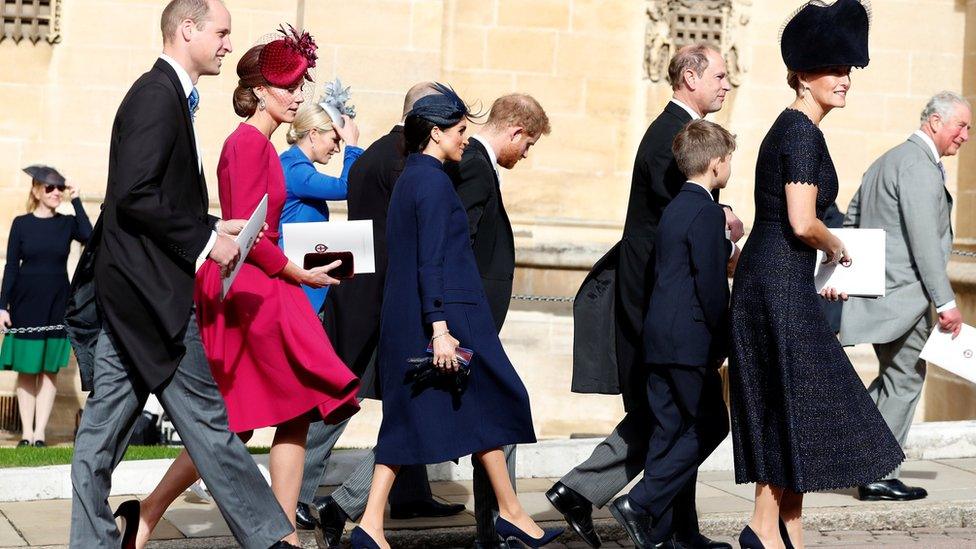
<box><xmin>612</xmin><ymin>120</ymin><xmax>737</xmax><ymax>549</ymax></box>
<box><xmin>300</xmin><ymin>83</ymin><xmax>465</xmax><ymax>548</ymax></box>
<box><xmin>67</xmin><ymin>1</ymin><xmax>296</xmax><ymax>548</ymax></box>
<box><xmin>548</xmin><ymin>44</ymin><xmax>741</xmax><ymax>549</ymax></box>
<box><xmin>445</xmin><ymin>94</ymin><xmax>550</xmax><ymax>548</ymax></box>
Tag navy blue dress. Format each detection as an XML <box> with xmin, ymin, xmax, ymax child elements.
<box><xmin>374</xmin><ymin>153</ymin><xmax>536</xmax><ymax>465</ymax></box>
<box><xmin>728</xmin><ymin>109</ymin><xmax>904</xmax><ymax>492</ymax></box>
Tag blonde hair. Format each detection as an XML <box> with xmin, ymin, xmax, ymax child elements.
<box><xmin>26</xmin><ymin>181</ymin><xmax>42</xmax><ymax>212</ymax></box>
<box><xmin>672</xmin><ymin>119</ymin><xmax>737</xmax><ymax>177</ymax></box>
<box><xmin>286</xmin><ymin>103</ymin><xmax>335</xmax><ymax>145</ymax></box>
<box><xmin>485</xmin><ymin>93</ymin><xmax>551</xmax><ymax>137</ymax></box>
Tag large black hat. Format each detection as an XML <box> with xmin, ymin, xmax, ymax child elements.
<box><xmin>22</xmin><ymin>164</ymin><xmax>65</xmax><ymax>186</ymax></box>
<box><xmin>780</xmin><ymin>0</ymin><xmax>871</xmax><ymax>72</ymax></box>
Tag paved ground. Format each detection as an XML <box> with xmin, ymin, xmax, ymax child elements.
<box><xmin>3</xmin><ymin>458</ymin><xmax>976</xmax><ymax>547</ymax></box>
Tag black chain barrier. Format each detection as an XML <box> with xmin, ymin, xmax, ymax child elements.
<box><xmin>3</xmin><ymin>249</ymin><xmax>975</xmax><ymax>334</ymax></box>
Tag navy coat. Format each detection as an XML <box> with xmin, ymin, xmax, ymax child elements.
<box><xmin>643</xmin><ymin>183</ymin><xmax>731</xmax><ymax>367</ymax></box>
<box><xmin>374</xmin><ymin>153</ymin><xmax>536</xmax><ymax>465</ymax></box>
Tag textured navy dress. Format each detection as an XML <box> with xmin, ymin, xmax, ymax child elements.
<box><xmin>374</xmin><ymin>153</ymin><xmax>536</xmax><ymax>465</ymax></box>
<box><xmin>729</xmin><ymin>109</ymin><xmax>904</xmax><ymax>492</ymax></box>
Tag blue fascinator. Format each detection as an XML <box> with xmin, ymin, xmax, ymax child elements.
<box><xmin>407</xmin><ymin>82</ymin><xmax>474</xmax><ymax>125</ymax></box>
<box><xmin>318</xmin><ymin>78</ymin><xmax>356</xmax><ymax>128</ymax></box>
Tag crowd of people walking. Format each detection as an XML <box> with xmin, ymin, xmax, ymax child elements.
<box><xmin>0</xmin><ymin>0</ymin><xmax>970</xmax><ymax>548</ymax></box>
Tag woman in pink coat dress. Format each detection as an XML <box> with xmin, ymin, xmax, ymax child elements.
<box><xmin>128</xmin><ymin>26</ymin><xmax>359</xmax><ymax>549</ymax></box>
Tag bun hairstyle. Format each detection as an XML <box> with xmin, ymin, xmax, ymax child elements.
<box><xmin>286</xmin><ymin>102</ymin><xmax>334</xmax><ymax>145</ymax></box>
<box><xmin>403</xmin><ymin>114</ymin><xmax>443</xmax><ymax>154</ymax></box>
<box><xmin>232</xmin><ymin>44</ymin><xmax>269</xmax><ymax>117</ymax></box>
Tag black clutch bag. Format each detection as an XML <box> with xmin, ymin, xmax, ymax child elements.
<box><xmin>303</xmin><ymin>251</ymin><xmax>355</xmax><ymax>279</ymax></box>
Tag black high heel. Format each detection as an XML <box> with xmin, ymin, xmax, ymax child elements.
<box><xmin>739</xmin><ymin>525</ymin><xmax>765</xmax><ymax>549</ymax></box>
<box><xmin>113</xmin><ymin>499</ymin><xmax>140</xmax><ymax>549</ymax></box>
<box><xmin>494</xmin><ymin>516</ymin><xmax>563</xmax><ymax>547</ymax></box>
<box><xmin>779</xmin><ymin>518</ymin><xmax>795</xmax><ymax>549</ymax></box>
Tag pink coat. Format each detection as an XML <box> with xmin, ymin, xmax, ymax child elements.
<box><xmin>195</xmin><ymin>123</ymin><xmax>359</xmax><ymax>433</ymax></box>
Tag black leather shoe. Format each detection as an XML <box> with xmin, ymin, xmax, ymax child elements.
<box><xmin>545</xmin><ymin>482</ymin><xmax>601</xmax><ymax>548</ymax></box>
<box><xmin>609</xmin><ymin>495</ymin><xmax>653</xmax><ymax>549</ymax></box>
<box><xmin>652</xmin><ymin>539</ymin><xmax>689</xmax><ymax>549</ymax></box>
<box><xmin>674</xmin><ymin>532</ymin><xmax>732</xmax><ymax>549</ymax></box>
<box><xmin>857</xmin><ymin>479</ymin><xmax>927</xmax><ymax>501</ymax></box>
<box><xmin>390</xmin><ymin>497</ymin><xmax>466</xmax><ymax>519</ymax></box>
<box><xmin>313</xmin><ymin>496</ymin><xmax>349</xmax><ymax>548</ymax></box>
<box><xmin>16</xmin><ymin>439</ymin><xmax>30</xmax><ymax>447</ymax></box>
<box><xmin>296</xmin><ymin>502</ymin><xmax>316</xmax><ymax>530</ymax></box>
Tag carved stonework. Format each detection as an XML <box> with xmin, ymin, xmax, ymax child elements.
<box><xmin>1</xmin><ymin>0</ymin><xmax>62</xmax><ymax>44</ymax></box>
<box><xmin>645</xmin><ymin>0</ymin><xmax>751</xmax><ymax>86</ymax></box>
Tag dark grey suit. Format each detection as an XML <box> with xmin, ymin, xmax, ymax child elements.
<box><xmin>840</xmin><ymin>132</ymin><xmax>955</xmax><ymax>479</ymax></box>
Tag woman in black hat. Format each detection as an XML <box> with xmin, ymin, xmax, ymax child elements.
<box><xmin>727</xmin><ymin>1</ymin><xmax>904</xmax><ymax>547</ymax></box>
<box><xmin>1</xmin><ymin>165</ymin><xmax>92</xmax><ymax>447</ymax></box>
<box><xmin>349</xmin><ymin>84</ymin><xmax>561</xmax><ymax>549</ymax></box>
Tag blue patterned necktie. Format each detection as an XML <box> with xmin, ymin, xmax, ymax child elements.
<box><xmin>937</xmin><ymin>161</ymin><xmax>946</xmax><ymax>183</ymax></box>
<box><xmin>188</xmin><ymin>87</ymin><xmax>199</xmax><ymax>122</ymax></box>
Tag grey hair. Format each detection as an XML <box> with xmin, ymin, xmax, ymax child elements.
<box><xmin>920</xmin><ymin>91</ymin><xmax>970</xmax><ymax>124</ymax></box>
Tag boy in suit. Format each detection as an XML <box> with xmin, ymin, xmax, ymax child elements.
<box><xmin>610</xmin><ymin>120</ymin><xmax>738</xmax><ymax>549</ymax></box>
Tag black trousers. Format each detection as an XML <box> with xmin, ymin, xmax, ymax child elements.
<box><xmin>628</xmin><ymin>364</ymin><xmax>729</xmax><ymax>542</ymax></box>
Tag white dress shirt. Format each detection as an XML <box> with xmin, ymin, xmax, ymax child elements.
<box><xmin>910</xmin><ymin>129</ymin><xmax>956</xmax><ymax>312</ymax></box>
<box><xmin>158</xmin><ymin>54</ymin><xmax>217</xmax><ymax>270</ymax></box>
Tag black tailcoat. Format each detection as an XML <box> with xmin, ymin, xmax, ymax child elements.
<box><xmin>66</xmin><ymin>59</ymin><xmax>217</xmax><ymax>391</ymax></box>
<box><xmin>445</xmin><ymin>138</ymin><xmax>516</xmax><ymax>332</ymax></box>
<box><xmin>322</xmin><ymin>126</ymin><xmax>406</xmax><ymax>399</ymax></box>
<box><xmin>572</xmin><ymin>101</ymin><xmax>703</xmax><ymax>411</ymax></box>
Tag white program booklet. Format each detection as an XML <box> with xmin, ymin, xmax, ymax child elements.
<box><xmin>814</xmin><ymin>228</ymin><xmax>886</xmax><ymax>297</ymax></box>
<box><xmin>282</xmin><ymin>219</ymin><xmax>376</xmax><ymax>274</ymax></box>
<box><xmin>221</xmin><ymin>194</ymin><xmax>268</xmax><ymax>300</ymax></box>
<box><xmin>920</xmin><ymin>323</ymin><xmax>976</xmax><ymax>384</ymax></box>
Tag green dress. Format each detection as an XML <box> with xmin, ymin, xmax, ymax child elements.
<box><xmin>1</xmin><ymin>198</ymin><xmax>92</xmax><ymax>374</ymax></box>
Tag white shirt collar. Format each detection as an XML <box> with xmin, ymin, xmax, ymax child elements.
<box><xmin>159</xmin><ymin>54</ymin><xmax>194</xmax><ymax>99</ymax></box>
<box><xmin>670</xmin><ymin>98</ymin><xmax>702</xmax><ymax>120</ymax></box>
<box><xmin>912</xmin><ymin>129</ymin><xmax>941</xmax><ymax>163</ymax></box>
<box><xmin>686</xmin><ymin>180</ymin><xmax>714</xmax><ymax>198</ymax></box>
<box><xmin>471</xmin><ymin>134</ymin><xmax>500</xmax><ymax>169</ymax></box>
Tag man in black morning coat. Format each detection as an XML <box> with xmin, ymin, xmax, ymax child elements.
<box><xmin>545</xmin><ymin>44</ymin><xmax>743</xmax><ymax>549</ymax></box>
<box><xmin>445</xmin><ymin>93</ymin><xmax>551</xmax><ymax>548</ymax></box>
<box><xmin>66</xmin><ymin>2</ymin><xmax>296</xmax><ymax>548</ymax></box>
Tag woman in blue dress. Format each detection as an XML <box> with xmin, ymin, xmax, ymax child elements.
<box><xmin>350</xmin><ymin>84</ymin><xmax>561</xmax><ymax>549</ymax></box>
<box><xmin>280</xmin><ymin>102</ymin><xmax>363</xmax><ymax>311</ymax></box>
<box><xmin>1</xmin><ymin>165</ymin><xmax>92</xmax><ymax>447</ymax></box>
<box><xmin>729</xmin><ymin>2</ymin><xmax>903</xmax><ymax>548</ymax></box>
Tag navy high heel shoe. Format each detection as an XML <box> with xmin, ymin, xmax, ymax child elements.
<box><xmin>349</xmin><ymin>526</ymin><xmax>382</xmax><ymax>549</ymax></box>
<box><xmin>494</xmin><ymin>516</ymin><xmax>564</xmax><ymax>547</ymax></box>
<box><xmin>779</xmin><ymin>518</ymin><xmax>795</xmax><ymax>549</ymax></box>
<box><xmin>738</xmin><ymin>525</ymin><xmax>765</xmax><ymax>549</ymax></box>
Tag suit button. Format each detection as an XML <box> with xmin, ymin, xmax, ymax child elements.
<box><xmin>434</xmin><ymin>299</ymin><xmax>443</xmax><ymax>308</ymax></box>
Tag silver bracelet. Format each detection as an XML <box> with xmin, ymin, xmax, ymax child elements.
<box><xmin>431</xmin><ymin>331</ymin><xmax>450</xmax><ymax>341</ymax></box>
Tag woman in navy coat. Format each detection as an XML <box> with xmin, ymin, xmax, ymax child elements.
<box><xmin>350</xmin><ymin>84</ymin><xmax>561</xmax><ymax>549</ymax></box>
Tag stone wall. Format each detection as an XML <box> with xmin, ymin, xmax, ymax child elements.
<box><xmin>1</xmin><ymin>0</ymin><xmax>975</xmax><ymax>443</ymax></box>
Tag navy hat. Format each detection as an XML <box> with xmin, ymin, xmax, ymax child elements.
<box><xmin>780</xmin><ymin>0</ymin><xmax>871</xmax><ymax>72</ymax></box>
<box><xmin>407</xmin><ymin>82</ymin><xmax>471</xmax><ymax>126</ymax></box>
<box><xmin>23</xmin><ymin>164</ymin><xmax>65</xmax><ymax>187</ymax></box>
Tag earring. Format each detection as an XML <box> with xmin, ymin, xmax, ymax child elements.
<box><xmin>258</xmin><ymin>98</ymin><xmax>266</xmax><ymax>110</ymax></box>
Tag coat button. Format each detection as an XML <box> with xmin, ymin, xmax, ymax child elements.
<box><xmin>434</xmin><ymin>299</ymin><xmax>442</xmax><ymax>308</ymax></box>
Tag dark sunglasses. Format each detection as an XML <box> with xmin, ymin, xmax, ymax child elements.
<box><xmin>44</xmin><ymin>184</ymin><xmax>66</xmax><ymax>193</ymax></box>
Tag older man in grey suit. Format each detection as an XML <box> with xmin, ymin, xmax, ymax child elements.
<box><xmin>841</xmin><ymin>91</ymin><xmax>971</xmax><ymax>502</ymax></box>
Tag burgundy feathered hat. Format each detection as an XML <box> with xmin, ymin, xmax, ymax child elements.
<box><xmin>259</xmin><ymin>24</ymin><xmax>318</xmax><ymax>88</ymax></box>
